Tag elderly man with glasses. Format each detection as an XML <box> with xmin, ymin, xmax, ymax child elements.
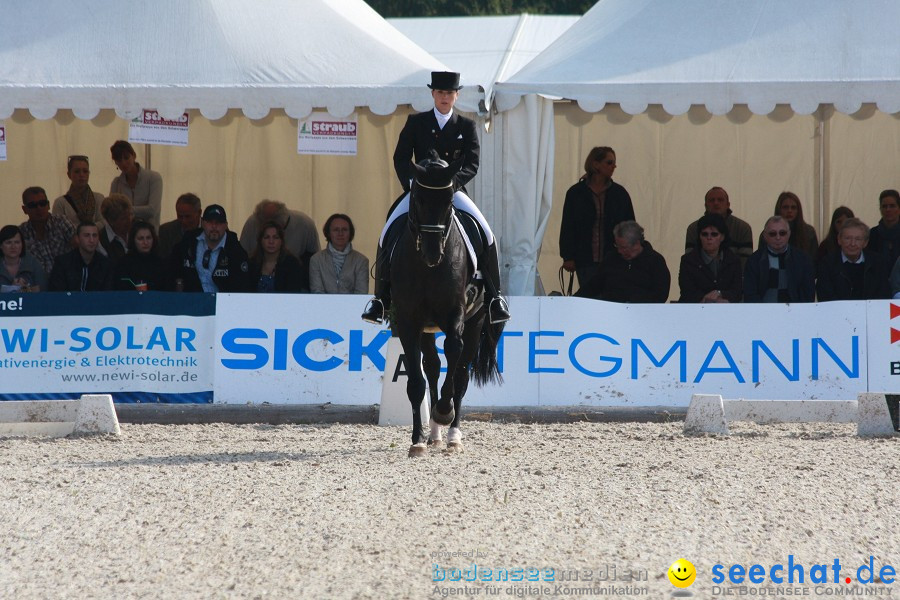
<box><xmin>744</xmin><ymin>215</ymin><xmax>815</xmax><ymax>303</ymax></box>
<box><xmin>19</xmin><ymin>186</ymin><xmax>76</xmax><ymax>274</ymax></box>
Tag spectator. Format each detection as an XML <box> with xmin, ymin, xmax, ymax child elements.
<box><xmin>0</xmin><ymin>225</ymin><xmax>46</xmax><ymax>292</ymax></box>
<box><xmin>575</xmin><ymin>220</ymin><xmax>670</xmax><ymax>303</ymax></box>
<box><xmin>98</xmin><ymin>193</ymin><xmax>133</xmax><ymax>264</ymax></box>
<box><xmin>760</xmin><ymin>191</ymin><xmax>818</xmax><ymax>259</ymax></box>
<box><xmin>52</xmin><ymin>155</ymin><xmax>103</xmax><ymax>227</ymax></box>
<box><xmin>157</xmin><ymin>193</ymin><xmax>202</xmax><ymax>260</ymax></box>
<box><xmin>169</xmin><ymin>204</ymin><xmax>252</xmax><ymax>292</ymax></box>
<box><xmin>559</xmin><ymin>146</ymin><xmax>635</xmax><ymax>288</ymax></box>
<box><xmin>19</xmin><ymin>186</ymin><xmax>75</xmax><ymax>274</ymax></box>
<box><xmin>109</xmin><ymin>140</ymin><xmax>163</xmax><ymax>228</ymax></box>
<box><xmin>113</xmin><ymin>221</ymin><xmax>167</xmax><ymax>291</ymax></box>
<box><xmin>309</xmin><ymin>213</ymin><xmax>369</xmax><ymax>294</ymax></box>
<box><xmin>48</xmin><ymin>221</ymin><xmax>113</xmax><ymax>292</ymax></box>
<box><xmin>744</xmin><ymin>216</ymin><xmax>815</xmax><ymax>303</ymax></box>
<box><xmin>239</xmin><ymin>199</ymin><xmax>319</xmax><ymax>265</ymax></box>
<box><xmin>817</xmin><ymin>218</ymin><xmax>890</xmax><ymax>301</ymax></box>
<box><xmin>685</xmin><ymin>186</ymin><xmax>753</xmax><ymax>266</ymax></box>
<box><xmin>869</xmin><ymin>190</ymin><xmax>900</xmax><ymax>273</ymax></box>
<box><xmin>815</xmin><ymin>206</ymin><xmax>854</xmax><ymax>267</ymax></box>
<box><xmin>248</xmin><ymin>221</ymin><xmax>306</xmax><ymax>293</ymax></box>
<box><xmin>677</xmin><ymin>213</ymin><xmax>742</xmax><ymax>303</ymax></box>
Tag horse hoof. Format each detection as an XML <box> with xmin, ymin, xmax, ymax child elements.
<box><xmin>432</xmin><ymin>409</ymin><xmax>455</xmax><ymax>426</ymax></box>
<box><xmin>445</xmin><ymin>441</ymin><xmax>464</xmax><ymax>453</ymax></box>
<box><xmin>427</xmin><ymin>438</ymin><xmax>445</xmax><ymax>449</ymax></box>
<box><xmin>408</xmin><ymin>443</ymin><xmax>428</xmax><ymax>458</ymax></box>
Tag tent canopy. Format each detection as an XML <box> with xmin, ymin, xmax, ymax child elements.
<box><xmin>495</xmin><ymin>0</ymin><xmax>900</xmax><ymax>115</ymax></box>
<box><xmin>388</xmin><ymin>14</ymin><xmax>578</xmax><ymax>113</ymax></box>
<box><xmin>0</xmin><ymin>0</ymin><xmax>447</xmax><ymax>121</ymax></box>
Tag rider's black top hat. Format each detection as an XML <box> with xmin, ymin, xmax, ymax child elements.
<box><xmin>428</xmin><ymin>71</ymin><xmax>463</xmax><ymax>91</ymax></box>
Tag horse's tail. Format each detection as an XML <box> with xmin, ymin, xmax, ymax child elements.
<box><xmin>470</xmin><ymin>315</ymin><xmax>505</xmax><ymax>387</ymax></box>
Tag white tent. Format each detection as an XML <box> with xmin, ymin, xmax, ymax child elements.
<box><xmin>494</xmin><ymin>0</ymin><xmax>900</xmax><ymax>297</ymax></box>
<box><xmin>0</xmin><ymin>0</ymin><xmax>446</xmax><ymax>120</ymax></box>
<box><xmin>0</xmin><ymin>0</ymin><xmax>455</xmax><ymax>277</ymax></box>
<box><xmin>389</xmin><ymin>14</ymin><xmax>578</xmax><ymax>295</ymax></box>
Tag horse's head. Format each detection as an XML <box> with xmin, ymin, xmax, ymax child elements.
<box><xmin>409</xmin><ymin>154</ymin><xmax>462</xmax><ymax>267</ymax></box>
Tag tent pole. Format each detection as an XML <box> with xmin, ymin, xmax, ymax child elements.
<box><xmin>145</xmin><ymin>144</ymin><xmax>152</xmax><ymax>171</ymax></box>
<box><xmin>816</xmin><ymin>109</ymin><xmax>826</xmax><ymax>233</ymax></box>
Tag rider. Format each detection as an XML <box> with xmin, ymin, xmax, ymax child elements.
<box><xmin>362</xmin><ymin>71</ymin><xmax>511</xmax><ymax>325</ymax></box>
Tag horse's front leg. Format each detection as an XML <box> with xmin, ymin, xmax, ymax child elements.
<box><xmin>434</xmin><ymin>314</ymin><xmax>464</xmax><ymax>426</ymax></box>
<box><xmin>421</xmin><ymin>333</ymin><xmax>444</xmax><ymax>448</ymax></box>
<box><xmin>396</xmin><ymin>323</ymin><xmax>427</xmax><ymax>457</ymax></box>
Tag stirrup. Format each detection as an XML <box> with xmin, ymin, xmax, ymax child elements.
<box><xmin>361</xmin><ymin>298</ymin><xmax>386</xmax><ymax>324</ymax></box>
<box><xmin>488</xmin><ymin>296</ymin><xmax>510</xmax><ymax>324</ymax></box>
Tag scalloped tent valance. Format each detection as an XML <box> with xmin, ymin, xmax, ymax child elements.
<box><xmin>0</xmin><ymin>0</ymin><xmax>450</xmax><ymax>120</ymax></box>
<box><xmin>494</xmin><ymin>0</ymin><xmax>900</xmax><ymax>116</ymax></box>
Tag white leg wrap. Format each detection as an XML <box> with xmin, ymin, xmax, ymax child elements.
<box><xmin>447</xmin><ymin>427</ymin><xmax>463</xmax><ymax>444</ymax></box>
<box><xmin>429</xmin><ymin>420</ymin><xmax>444</xmax><ymax>442</ymax></box>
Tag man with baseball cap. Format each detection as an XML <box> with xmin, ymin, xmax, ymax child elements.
<box><xmin>168</xmin><ymin>203</ymin><xmax>252</xmax><ymax>292</ymax></box>
<box><xmin>362</xmin><ymin>71</ymin><xmax>510</xmax><ymax>325</ymax></box>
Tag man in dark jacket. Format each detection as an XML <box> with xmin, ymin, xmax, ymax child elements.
<box><xmin>685</xmin><ymin>187</ymin><xmax>754</xmax><ymax>266</ymax></box>
<box><xmin>817</xmin><ymin>218</ymin><xmax>890</xmax><ymax>301</ymax></box>
<box><xmin>169</xmin><ymin>204</ymin><xmax>252</xmax><ymax>293</ymax></box>
<box><xmin>48</xmin><ymin>221</ymin><xmax>113</xmax><ymax>291</ymax></box>
<box><xmin>744</xmin><ymin>216</ymin><xmax>815</xmax><ymax>303</ymax></box>
<box><xmin>362</xmin><ymin>71</ymin><xmax>510</xmax><ymax>325</ymax></box>
<box><xmin>575</xmin><ymin>220</ymin><xmax>671</xmax><ymax>303</ymax></box>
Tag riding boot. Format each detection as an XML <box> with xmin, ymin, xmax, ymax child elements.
<box><xmin>361</xmin><ymin>244</ymin><xmax>391</xmax><ymax>324</ymax></box>
<box><xmin>482</xmin><ymin>242</ymin><xmax>511</xmax><ymax>324</ymax></box>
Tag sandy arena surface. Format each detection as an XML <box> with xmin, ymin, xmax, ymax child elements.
<box><xmin>1</xmin><ymin>421</ymin><xmax>899</xmax><ymax>599</ymax></box>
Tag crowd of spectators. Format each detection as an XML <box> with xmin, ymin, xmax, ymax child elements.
<box><xmin>1</xmin><ymin>140</ymin><xmax>369</xmax><ymax>296</ymax></box>
<box><xmin>561</xmin><ymin>146</ymin><xmax>900</xmax><ymax>304</ymax></box>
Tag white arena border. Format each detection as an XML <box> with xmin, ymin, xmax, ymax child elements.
<box><xmin>684</xmin><ymin>393</ymin><xmax>895</xmax><ymax>436</ymax></box>
<box><xmin>0</xmin><ymin>394</ymin><xmax>121</xmax><ymax>437</ymax></box>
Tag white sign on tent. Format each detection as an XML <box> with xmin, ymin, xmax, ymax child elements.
<box><xmin>128</xmin><ymin>110</ymin><xmax>189</xmax><ymax>147</ymax></box>
<box><xmin>297</xmin><ymin>112</ymin><xmax>358</xmax><ymax>156</ymax></box>
<box><xmin>0</xmin><ymin>123</ymin><xmax>6</xmax><ymax>161</ymax></box>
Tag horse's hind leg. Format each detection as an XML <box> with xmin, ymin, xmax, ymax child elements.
<box><xmin>445</xmin><ymin>314</ymin><xmax>483</xmax><ymax>453</ymax></box>
<box><xmin>421</xmin><ymin>334</ymin><xmax>444</xmax><ymax>448</ymax></box>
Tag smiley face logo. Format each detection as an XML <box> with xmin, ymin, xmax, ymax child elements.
<box><xmin>668</xmin><ymin>559</ymin><xmax>696</xmax><ymax>588</ymax></box>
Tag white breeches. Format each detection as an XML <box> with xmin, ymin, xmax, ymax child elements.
<box><xmin>380</xmin><ymin>190</ymin><xmax>495</xmax><ymax>247</ymax></box>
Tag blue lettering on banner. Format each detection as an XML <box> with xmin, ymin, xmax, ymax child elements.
<box><xmin>217</xmin><ymin>326</ymin><xmax>861</xmax><ymax>384</ymax></box>
<box><xmin>219</xmin><ymin>328</ymin><xmax>390</xmax><ymax>372</ymax></box>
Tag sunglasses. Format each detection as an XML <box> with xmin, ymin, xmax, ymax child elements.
<box><xmin>202</xmin><ymin>249</ymin><xmax>212</xmax><ymax>269</ymax></box>
<box><xmin>766</xmin><ymin>230</ymin><xmax>789</xmax><ymax>237</ymax></box>
<box><xmin>700</xmin><ymin>231</ymin><xmax>721</xmax><ymax>238</ymax></box>
<box><xmin>24</xmin><ymin>199</ymin><xmax>50</xmax><ymax>209</ymax></box>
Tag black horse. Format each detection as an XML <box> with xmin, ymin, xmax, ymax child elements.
<box><xmin>390</xmin><ymin>156</ymin><xmax>505</xmax><ymax>457</ymax></box>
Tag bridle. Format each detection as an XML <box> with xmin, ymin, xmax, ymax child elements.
<box><xmin>408</xmin><ymin>179</ymin><xmax>454</xmax><ymax>256</ymax></box>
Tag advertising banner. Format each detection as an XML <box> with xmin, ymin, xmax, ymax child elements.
<box><xmin>128</xmin><ymin>109</ymin><xmax>189</xmax><ymax>146</ymax></box>
<box><xmin>865</xmin><ymin>300</ymin><xmax>900</xmax><ymax>392</ymax></box>
<box><xmin>0</xmin><ymin>122</ymin><xmax>6</xmax><ymax>161</ymax></box>
<box><xmin>0</xmin><ymin>292</ymin><xmax>215</xmax><ymax>403</ymax></box>
<box><xmin>297</xmin><ymin>111</ymin><xmax>357</xmax><ymax>155</ymax></box>
<box><xmin>214</xmin><ymin>295</ymin><xmax>870</xmax><ymax>406</ymax></box>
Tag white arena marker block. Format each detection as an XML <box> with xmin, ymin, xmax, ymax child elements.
<box><xmin>378</xmin><ymin>337</ymin><xmax>430</xmax><ymax>427</ymax></box>
<box><xmin>857</xmin><ymin>393</ymin><xmax>895</xmax><ymax>437</ymax></box>
<box><xmin>74</xmin><ymin>394</ymin><xmax>120</xmax><ymax>436</ymax></box>
<box><xmin>684</xmin><ymin>394</ymin><xmax>728</xmax><ymax>435</ymax></box>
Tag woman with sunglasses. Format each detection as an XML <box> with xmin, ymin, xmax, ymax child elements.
<box><xmin>52</xmin><ymin>155</ymin><xmax>104</xmax><ymax>228</ymax></box>
<box><xmin>0</xmin><ymin>225</ymin><xmax>46</xmax><ymax>292</ymax></box>
<box><xmin>678</xmin><ymin>213</ymin><xmax>742</xmax><ymax>303</ymax></box>
<box><xmin>559</xmin><ymin>146</ymin><xmax>635</xmax><ymax>288</ymax></box>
